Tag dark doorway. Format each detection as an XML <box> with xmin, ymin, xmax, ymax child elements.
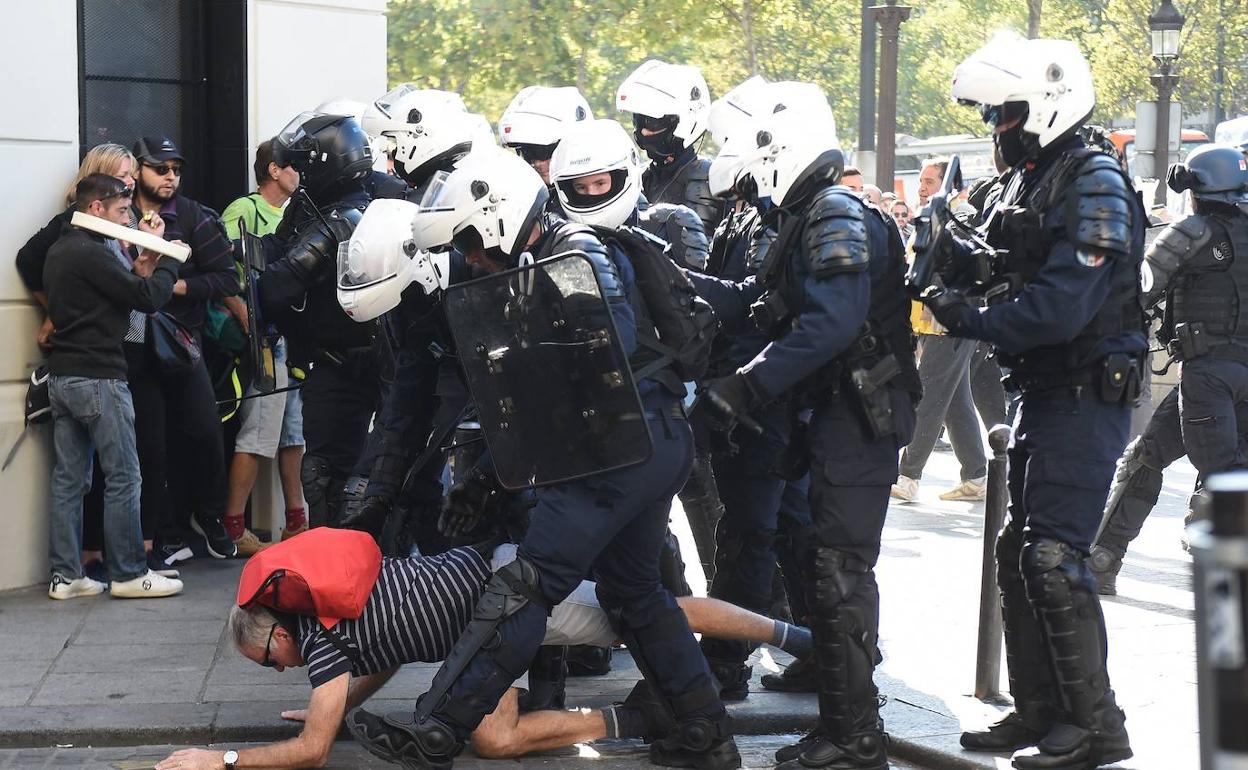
<box><xmin>79</xmin><ymin>0</ymin><xmax>247</xmax><ymax>210</ymax></box>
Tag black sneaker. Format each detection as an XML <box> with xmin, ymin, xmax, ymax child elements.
<box><xmin>649</xmin><ymin>720</ymin><xmax>741</xmax><ymax>770</ymax></box>
<box><xmin>345</xmin><ymin>708</ymin><xmax>456</xmax><ymax>770</ymax></box>
<box><xmin>155</xmin><ymin>542</ymin><xmax>194</xmax><ymax>567</ymax></box>
<box><xmin>190</xmin><ymin>514</ymin><xmax>237</xmax><ymax>559</ymax></box>
<box><xmin>146</xmin><ymin>549</ymin><xmax>180</xmax><ymax>578</ymax></box>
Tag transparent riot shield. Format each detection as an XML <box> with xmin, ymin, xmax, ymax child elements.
<box><xmin>239</xmin><ymin>223</ymin><xmax>277</xmax><ymax>393</ymax></box>
<box><xmin>443</xmin><ymin>251</ymin><xmax>652</xmax><ymax>489</ymax></box>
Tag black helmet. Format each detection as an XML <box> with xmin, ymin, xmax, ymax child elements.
<box><xmin>273</xmin><ymin>112</ymin><xmax>373</xmax><ymax>198</ymax></box>
<box><xmin>1167</xmin><ymin>143</ymin><xmax>1248</xmax><ymax>204</ymax></box>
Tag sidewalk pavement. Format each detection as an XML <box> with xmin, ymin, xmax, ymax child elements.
<box><xmin>0</xmin><ymin>451</ymin><xmax>1198</xmax><ymax>768</ymax></box>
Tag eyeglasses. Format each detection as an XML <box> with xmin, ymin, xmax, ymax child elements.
<box><xmin>260</xmin><ymin>622</ymin><xmax>279</xmax><ymax>668</ymax></box>
<box><xmin>144</xmin><ymin>163</ymin><xmax>183</xmax><ymax>177</ymax></box>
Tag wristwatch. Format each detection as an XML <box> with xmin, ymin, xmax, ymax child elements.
<box><xmin>222</xmin><ymin>750</ymin><xmax>239</xmax><ymax>769</ymax></box>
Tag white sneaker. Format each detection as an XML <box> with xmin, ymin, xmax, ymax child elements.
<box><xmin>890</xmin><ymin>475</ymin><xmax>919</xmax><ymax>502</ymax></box>
<box><xmin>939</xmin><ymin>476</ymin><xmax>988</xmax><ymax>501</ymax></box>
<box><xmin>48</xmin><ymin>574</ymin><xmax>107</xmax><ymax>600</ymax></box>
<box><xmin>109</xmin><ymin>570</ymin><xmax>183</xmax><ymax>599</ymax></box>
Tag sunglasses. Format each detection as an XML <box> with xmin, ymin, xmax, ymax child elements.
<box><xmin>260</xmin><ymin>622</ymin><xmax>279</xmax><ymax>668</ymax></box>
<box><xmin>99</xmin><ymin>186</ymin><xmax>134</xmax><ymax>202</ymax></box>
<box><xmin>144</xmin><ymin>162</ymin><xmax>183</xmax><ymax>177</ymax></box>
<box><xmin>515</xmin><ymin>144</ymin><xmax>556</xmax><ymax>163</ymax></box>
<box><xmin>634</xmin><ymin>113</ymin><xmax>678</xmax><ymax>133</ymax></box>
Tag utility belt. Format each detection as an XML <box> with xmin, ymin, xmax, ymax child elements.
<box><xmin>1002</xmin><ymin>352</ymin><xmax>1143</xmax><ymax>404</ymax></box>
<box><xmin>310</xmin><ymin>343</ymin><xmax>377</xmax><ymax>369</ymax></box>
<box><xmin>1167</xmin><ymin>322</ymin><xmax>1248</xmax><ymax>364</ymax></box>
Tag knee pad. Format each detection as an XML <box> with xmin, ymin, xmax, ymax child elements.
<box><xmin>301</xmin><ymin>455</ymin><xmax>336</xmax><ymax>527</ymax></box>
<box><xmin>810</xmin><ymin>547</ymin><xmax>868</xmax><ymax>608</ymax></box>
<box><xmin>1020</xmin><ymin>537</ymin><xmax>1096</xmax><ymax>607</ymax></box>
<box><xmin>1114</xmin><ymin>436</ymin><xmax>1166</xmax><ymax>500</ymax></box>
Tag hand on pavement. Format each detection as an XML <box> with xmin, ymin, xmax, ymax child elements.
<box><xmin>154</xmin><ymin>747</ymin><xmax>222</xmax><ymax>770</ymax></box>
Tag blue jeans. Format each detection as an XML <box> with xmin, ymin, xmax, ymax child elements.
<box><xmin>49</xmin><ymin>376</ymin><xmax>146</xmax><ymax>582</ymax></box>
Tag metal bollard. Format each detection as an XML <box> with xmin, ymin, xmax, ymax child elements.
<box><xmin>1191</xmin><ymin>471</ymin><xmax>1248</xmax><ymax>770</ymax></box>
<box><xmin>974</xmin><ymin>423</ymin><xmax>1012</xmax><ymax>700</ymax></box>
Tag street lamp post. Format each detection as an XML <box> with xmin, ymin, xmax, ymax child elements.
<box><xmin>1149</xmin><ymin>0</ymin><xmax>1185</xmax><ymax>206</ymax></box>
<box><xmin>858</xmin><ymin>0</ymin><xmax>877</xmax><ymax>183</ymax></box>
<box><xmin>871</xmin><ymin>0</ymin><xmax>911</xmax><ymax>194</ymax></box>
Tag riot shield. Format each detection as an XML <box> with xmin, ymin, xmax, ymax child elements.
<box><xmin>443</xmin><ymin>251</ymin><xmax>652</xmax><ymax>490</ymax></box>
<box><xmin>238</xmin><ymin>221</ymin><xmax>277</xmax><ymax>394</ymax></box>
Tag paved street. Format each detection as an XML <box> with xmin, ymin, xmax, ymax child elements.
<box><xmin>0</xmin><ymin>737</ymin><xmax>937</xmax><ymax>769</ymax></box>
<box><xmin>0</xmin><ymin>448</ymin><xmax>1198</xmax><ymax>768</ymax></box>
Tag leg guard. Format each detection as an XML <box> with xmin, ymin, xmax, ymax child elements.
<box><xmin>610</xmin><ymin>608</ymin><xmax>739</xmax><ymax>770</ymax></box>
<box><xmin>660</xmin><ymin>527</ymin><xmax>693</xmax><ymax>597</ymax></box>
<box><xmin>301</xmin><ymin>455</ymin><xmax>338</xmax><ymax>529</ymax></box>
<box><xmin>333</xmin><ymin>474</ymin><xmax>369</xmax><ymax>528</ymax></box>
<box><xmin>1013</xmin><ymin>537</ymin><xmax>1131</xmax><ymax>769</ymax></box>
<box><xmin>961</xmin><ymin>522</ymin><xmax>1059</xmax><ymax>752</ymax></box>
<box><xmin>362</xmin><ymin>555</ymin><xmax>546</xmax><ymax>764</ymax></box>
<box><xmin>1094</xmin><ymin>435</ymin><xmax>1168</xmax><ymax>560</ymax></box>
<box><xmin>680</xmin><ymin>450</ymin><xmax>725</xmax><ymax>582</ymax></box>
<box><xmin>800</xmin><ymin>546</ymin><xmax>887</xmax><ymax>768</ymax></box>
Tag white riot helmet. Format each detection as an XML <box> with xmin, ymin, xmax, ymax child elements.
<box><xmin>616</xmin><ymin>60</ymin><xmax>711</xmax><ymax>160</ymax></box>
<box><xmin>365</xmin><ymin>85</ymin><xmax>468</xmax><ymax>139</ymax></box>
<box><xmin>364</xmin><ymin>86</ymin><xmax>493</xmax><ymax>188</ymax></box>
<box><xmin>707</xmin><ymin>76</ymin><xmax>772</xmax><ymax>198</ymax></box>
<box><xmin>738</xmin><ymin>84</ymin><xmax>842</xmax><ymax>207</ymax></box>
<box><xmin>317</xmin><ymin>99</ymin><xmax>387</xmax><ymax>173</ymax></box>
<box><xmin>337</xmin><ymin>199</ymin><xmax>450</xmax><ymax>322</ymax></box>
<box><xmin>549</xmin><ymin>119</ymin><xmax>643</xmax><ymax>229</ymax></box>
<box><xmin>499</xmin><ymin>86</ymin><xmax>592</xmax><ymax>149</ymax></box>
<box><xmin>411</xmin><ymin>146</ymin><xmax>550</xmax><ymax>263</ymax></box>
<box><xmin>951</xmin><ymin>33</ymin><xmax>1095</xmax><ymax>166</ymax></box>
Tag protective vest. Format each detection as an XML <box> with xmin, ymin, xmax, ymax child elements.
<box><xmin>983</xmin><ymin>146</ymin><xmax>1145</xmax><ymax>374</ymax></box>
<box><xmin>756</xmin><ymin>187</ymin><xmax>920</xmax><ymax>401</ymax></box>
<box><xmin>282</xmin><ymin>201</ymin><xmax>374</xmax><ymax>363</ymax></box>
<box><xmin>642</xmin><ymin>153</ymin><xmax>726</xmax><ymax>238</ymax></box>
<box><xmin>532</xmin><ymin>219</ymin><xmax>686</xmax><ymax>396</ymax></box>
<box><xmin>1165</xmin><ymin>214</ymin><xmax>1248</xmax><ymax>349</ymax></box>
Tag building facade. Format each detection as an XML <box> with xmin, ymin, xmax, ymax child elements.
<box><xmin>0</xmin><ymin>0</ymin><xmax>388</xmax><ymax>590</ymax></box>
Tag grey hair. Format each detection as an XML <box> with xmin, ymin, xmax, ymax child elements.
<box><xmin>229</xmin><ymin>603</ymin><xmax>280</xmax><ymax>650</ymax></box>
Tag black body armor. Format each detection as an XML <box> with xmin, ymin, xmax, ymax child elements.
<box><xmin>1160</xmin><ymin>212</ymin><xmax>1248</xmax><ymax>359</ymax></box>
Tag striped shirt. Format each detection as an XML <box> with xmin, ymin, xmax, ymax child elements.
<box><xmin>296</xmin><ymin>547</ymin><xmax>492</xmax><ymax>688</ymax></box>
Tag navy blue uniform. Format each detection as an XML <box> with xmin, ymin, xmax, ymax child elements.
<box><xmin>696</xmin><ymin>205</ymin><xmax>814</xmax><ymax>694</ymax></box>
<box><xmin>399</xmin><ymin>220</ymin><xmax>730</xmax><ymax>764</ymax></box>
<box><xmin>690</xmin><ymin>185</ymin><xmax>918</xmax><ymax>766</ymax></box>
<box><xmin>929</xmin><ymin>137</ymin><xmax>1145</xmax><ymax>762</ymax></box>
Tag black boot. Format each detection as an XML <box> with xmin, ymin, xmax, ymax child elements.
<box><xmin>519</xmin><ymin>645</ymin><xmax>567</xmax><ymax>712</ymax></box>
<box><xmin>962</xmin><ymin>524</ymin><xmax>1060</xmax><ymax>753</ymax></box>
<box><xmin>774</xmin><ymin>725</ymin><xmax>825</xmax><ymax>763</ymax></box>
<box><xmin>566</xmin><ymin>644</ymin><xmax>612</xmax><ymax>676</ymax></box>
<box><xmin>707</xmin><ymin>659</ymin><xmax>751</xmax><ymax>702</ymax></box>
<box><xmin>345</xmin><ymin>708</ymin><xmax>459</xmax><ymax>770</ymax></box>
<box><xmin>1086</xmin><ymin>545</ymin><xmax>1122</xmax><ymax>597</ymax></box>
<box><xmin>761</xmin><ymin>655</ymin><xmax>818</xmax><ymax>693</ymax></box>
<box><xmin>648</xmin><ymin>710</ymin><xmax>741</xmax><ymax>770</ymax></box>
<box><xmin>787</xmin><ymin>548</ymin><xmax>890</xmax><ymax>769</ymax></box>
<box><xmin>1011</xmin><ymin>538</ymin><xmax>1132</xmax><ymax>769</ymax></box>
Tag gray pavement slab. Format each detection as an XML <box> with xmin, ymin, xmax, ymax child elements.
<box><xmin>0</xmin><ymin>451</ymin><xmax>1200</xmax><ymax>768</ymax></box>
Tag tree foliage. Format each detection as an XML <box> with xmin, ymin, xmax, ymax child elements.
<box><xmin>387</xmin><ymin>0</ymin><xmax>1248</xmax><ymax>145</ymax></box>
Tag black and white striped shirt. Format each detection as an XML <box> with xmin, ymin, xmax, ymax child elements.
<box><xmin>296</xmin><ymin>547</ymin><xmax>491</xmax><ymax>688</ymax></box>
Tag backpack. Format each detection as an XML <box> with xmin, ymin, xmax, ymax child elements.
<box><xmin>236</xmin><ymin>528</ymin><xmax>381</xmax><ymax>629</ymax></box>
<box><xmin>591</xmin><ymin>224</ymin><xmax>719</xmax><ymax>382</ymax></box>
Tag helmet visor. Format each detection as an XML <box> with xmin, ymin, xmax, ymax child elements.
<box><xmin>374</xmin><ymin>84</ymin><xmax>418</xmax><ymax>119</ymax></box>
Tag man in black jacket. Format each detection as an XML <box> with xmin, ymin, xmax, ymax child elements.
<box><xmin>130</xmin><ymin>135</ymin><xmax>240</xmax><ymax>560</ymax></box>
<box><xmin>43</xmin><ymin>174</ymin><xmax>184</xmax><ymax>600</ymax></box>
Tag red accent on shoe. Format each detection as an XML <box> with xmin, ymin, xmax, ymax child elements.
<box><xmin>223</xmin><ymin>513</ymin><xmax>246</xmax><ymax>542</ymax></box>
<box><xmin>285</xmin><ymin>506</ymin><xmax>307</xmax><ymax>531</ymax></box>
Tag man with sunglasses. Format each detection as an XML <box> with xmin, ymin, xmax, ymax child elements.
<box><xmin>915</xmin><ymin>35</ymin><xmax>1145</xmax><ymax>769</ymax></box>
<box><xmin>131</xmin><ymin>136</ymin><xmax>242</xmax><ymax>563</ymax></box>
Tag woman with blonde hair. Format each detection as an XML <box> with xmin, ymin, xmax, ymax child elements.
<box><xmin>16</xmin><ymin>141</ymin><xmax>181</xmax><ymax>585</ymax></box>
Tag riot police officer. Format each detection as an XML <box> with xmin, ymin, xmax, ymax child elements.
<box><xmin>1091</xmin><ymin>143</ymin><xmax>1248</xmax><ymax>590</ymax></box>
<box><xmin>259</xmin><ymin>113</ymin><xmax>380</xmax><ymax>529</ymax></box>
<box><xmin>916</xmin><ymin>35</ymin><xmax>1145</xmax><ymax>768</ymax></box>
<box><xmin>689</xmin><ymin>86</ymin><xmax>919</xmax><ymax>770</ymax></box>
<box><xmin>343</xmin><ymin>146</ymin><xmax>739</xmax><ymax>770</ymax></box>
<box><xmin>498</xmin><ymin>85</ymin><xmax>592</xmax><ymax>204</ymax></box>
<box><xmin>617</xmin><ymin>59</ymin><xmax>727</xmax><ymax>239</ymax></box>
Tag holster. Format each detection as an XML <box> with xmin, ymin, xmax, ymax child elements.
<box><xmin>1099</xmin><ymin>353</ymin><xmax>1143</xmax><ymax>405</ymax></box>
<box><xmin>849</xmin><ymin>354</ymin><xmax>901</xmax><ymax>440</ymax></box>
<box><xmin>1170</xmin><ymin>322</ymin><xmax>1211</xmax><ymax>361</ymax></box>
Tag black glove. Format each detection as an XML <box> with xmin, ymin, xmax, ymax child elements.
<box><xmin>338</xmin><ymin>495</ymin><xmax>392</xmax><ymax>539</ymax></box>
<box><xmin>438</xmin><ymin>465</ymin><xmax>504</xmax><ymax>538</ymax></box>
<box><xmin>692</xmin><ymin>372</ymin><xmax>764</xmax><ymax>436</ymax></box>
<box><xmin>919</xmin><ymin>282</ymin><xmax>975</xmax><ymax>336</ymax></box>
